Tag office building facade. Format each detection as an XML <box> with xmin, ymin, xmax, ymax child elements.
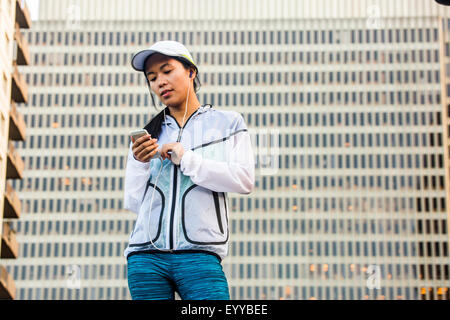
<box><xmin>3</xmin><ymin>0</ymin><xmax>450</xmax><ymax>300</ymax></box>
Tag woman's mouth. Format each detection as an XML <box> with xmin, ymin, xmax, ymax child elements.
<box><xmin>162</xmin><ymin>90</ymin><xmax>173</xmax><ymax>98</ymax></box>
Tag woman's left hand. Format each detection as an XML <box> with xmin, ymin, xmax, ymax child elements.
<box><xmin>160</xmin><ymin>142</ymin><xmax>185</xmax><ymax>164</ymax></box>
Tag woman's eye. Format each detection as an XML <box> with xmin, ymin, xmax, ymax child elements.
<box><xmin>149</xmin><ymin>71</ymin><xmax>170</xmax><ymax>81</ymax></box>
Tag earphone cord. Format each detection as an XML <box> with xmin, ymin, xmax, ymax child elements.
<box><xmin>145</xmin><ymin>156</ymin><xmax>171</xmax><ymax>251</ymax></box>
<box><xmin>145</xmin><ymin>76</ymin><xmax>191</xmax><ymax>251</ymax></box>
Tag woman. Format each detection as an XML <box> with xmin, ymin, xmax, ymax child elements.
<box><xmin>123</xmin><ymin>40</ymin><xmax>255</xmax><ymax>300</ymax></box>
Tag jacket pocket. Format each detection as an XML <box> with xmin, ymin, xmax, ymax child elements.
<box><xmin>181</xmin><ymin>184</ymin><xmax>228</xmax><ymax>245</ymax></box>
<box><xmin>129</xmin><ymin>181</ymin><xmax>165</xmax><ymax>247</ymax></box>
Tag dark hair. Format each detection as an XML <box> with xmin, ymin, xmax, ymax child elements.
<box><xmin>143</xmin><ymin>56</ymin><xmax>202</xmax><ymax>139</ymax></box>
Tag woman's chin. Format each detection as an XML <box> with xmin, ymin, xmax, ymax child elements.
<box><xmin>165</xmin><ymin>100</ymin><xmax>183</xmax><ymax>108</ymax></box>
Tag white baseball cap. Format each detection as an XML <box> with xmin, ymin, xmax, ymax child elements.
<box><xmin>131</xmin><ymin>40</ymin><xmax>197</xmax><ymax>73</ymax></box>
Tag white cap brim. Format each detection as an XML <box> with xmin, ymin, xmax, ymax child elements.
<box><xmin>131</xmin><ymin>48</ymin><xmax>195</xmax><ymax>72</ymax></box>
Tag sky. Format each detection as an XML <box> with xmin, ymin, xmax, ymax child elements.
<box><xmin>26</xmin><ymin>0</ymin><xmax>39</xmax><ymax>20</ymax></box>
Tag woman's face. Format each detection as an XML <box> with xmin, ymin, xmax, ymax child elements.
<box><xmin>144</xmin><ymin>53</ymin><xmax>194</xmax><ymax>107</ymax></box>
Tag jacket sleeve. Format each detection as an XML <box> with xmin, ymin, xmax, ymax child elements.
<box><xmin>123</xmin><ymin>141</ymin><xmax>152</xmax><ymax>214</ymax></box>
<box><xmin>180</xmin><ymin>114</ymin><xmax>255</xmax><ymax>194</ymax></box>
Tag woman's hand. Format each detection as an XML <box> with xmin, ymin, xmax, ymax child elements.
<box><xmin>131</xmin><ymin>134</ymin><xmax>159</xmax><ymax>163</ymax></box>
<box><xmin>160</xmin><ymin>142</ymin><xmax>185</xmax><ymax>164</ymax></box>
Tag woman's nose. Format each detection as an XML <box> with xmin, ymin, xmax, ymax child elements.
<box><xmin>157</xmin><ymin>75</ymin><xmax>168</xmax><ymax>87</ymax></box>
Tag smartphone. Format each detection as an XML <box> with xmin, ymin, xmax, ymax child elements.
<box><xmin>130</xmin><ymin>128</ymin><xmax>162</xmax><ymax>159</ymax></box>
<box><xmin>130</xmin><ymin>128</ymin><xmax>149</xmax><ymax>142</ymax></box>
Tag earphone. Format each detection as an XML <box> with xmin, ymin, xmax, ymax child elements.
<box><xmin>142</xmin><ymin>68</ymin><xmax>192</xmax><ymax>252</ymax></box>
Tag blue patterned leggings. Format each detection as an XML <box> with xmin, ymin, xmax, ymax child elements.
<box><xmin>127</xmin><ymin>251</ymin><xmax>230</xmax><ymax>300</ymax></box>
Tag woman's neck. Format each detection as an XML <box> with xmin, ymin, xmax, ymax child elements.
<box><xmin>168</xmin><ymin>94</ymin><xmax>201</xmax><ymax>127</ymax></box>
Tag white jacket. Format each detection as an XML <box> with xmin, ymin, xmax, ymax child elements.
<box><xmin>123</xmin><ymin>104</ymin><xmax>255</xmax><ymax>261</ymax></box>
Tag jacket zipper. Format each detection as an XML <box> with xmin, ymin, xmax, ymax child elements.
<box><xmin>169</xmin><ymin>166</ymin><xmax>178</xmax><ymax>249</ymax></box>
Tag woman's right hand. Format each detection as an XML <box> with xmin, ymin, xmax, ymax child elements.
<box><xmin>131</xmin><ymin>135</ymin><xmax>159</xmax><ymax>163</ymax></box>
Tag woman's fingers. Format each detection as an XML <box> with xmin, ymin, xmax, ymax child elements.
<box><xmin>143</xmin><ymin>146</ymin><xmax>161</xmax><ymax>162</ymax></box>
<box><xmin>161</xmin><ymin>151</ymin><xmax>171</xmax><ymax>160</ymax></box>
<box><xmin>132</xmin><ymin>135</ymin><xmax>148</xmax><ymax>155</ymax></box>
<box><xmin>133</xmin><ymin>136</ymin><xmax>156</xmax><ymax>152</ymax></box>
<box><xmin>160</xmin><ymin>143</ymin><xmax>179</xmax><ymax>161</ymax></box>
<box><xmin>137</xmin><ymin>142</ymin><xmax>159</xmax><ymax>161</ymax></box>
<box><xmin>134</xmin><ymin>141</ymin><xmax>180</xmax><ymax>162</ymax></box>
<box><xmin>160</xmin><ymin>146</ymin><xmax>171</xmax><ymax>160</ymax></box>
<box><xmin>143</xmin><ymin>143</ymin><xmax>160</xmax><ymax>161</ymax></box>
<box><xmin>132</xmin><ymin>135</ymin><xmax>150</xmax><ymax>148</ymax></box>
<box><xmin>133</xmin><ymin>136</ymin><xmax>158</xmax><ymax>161</ymax></box>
